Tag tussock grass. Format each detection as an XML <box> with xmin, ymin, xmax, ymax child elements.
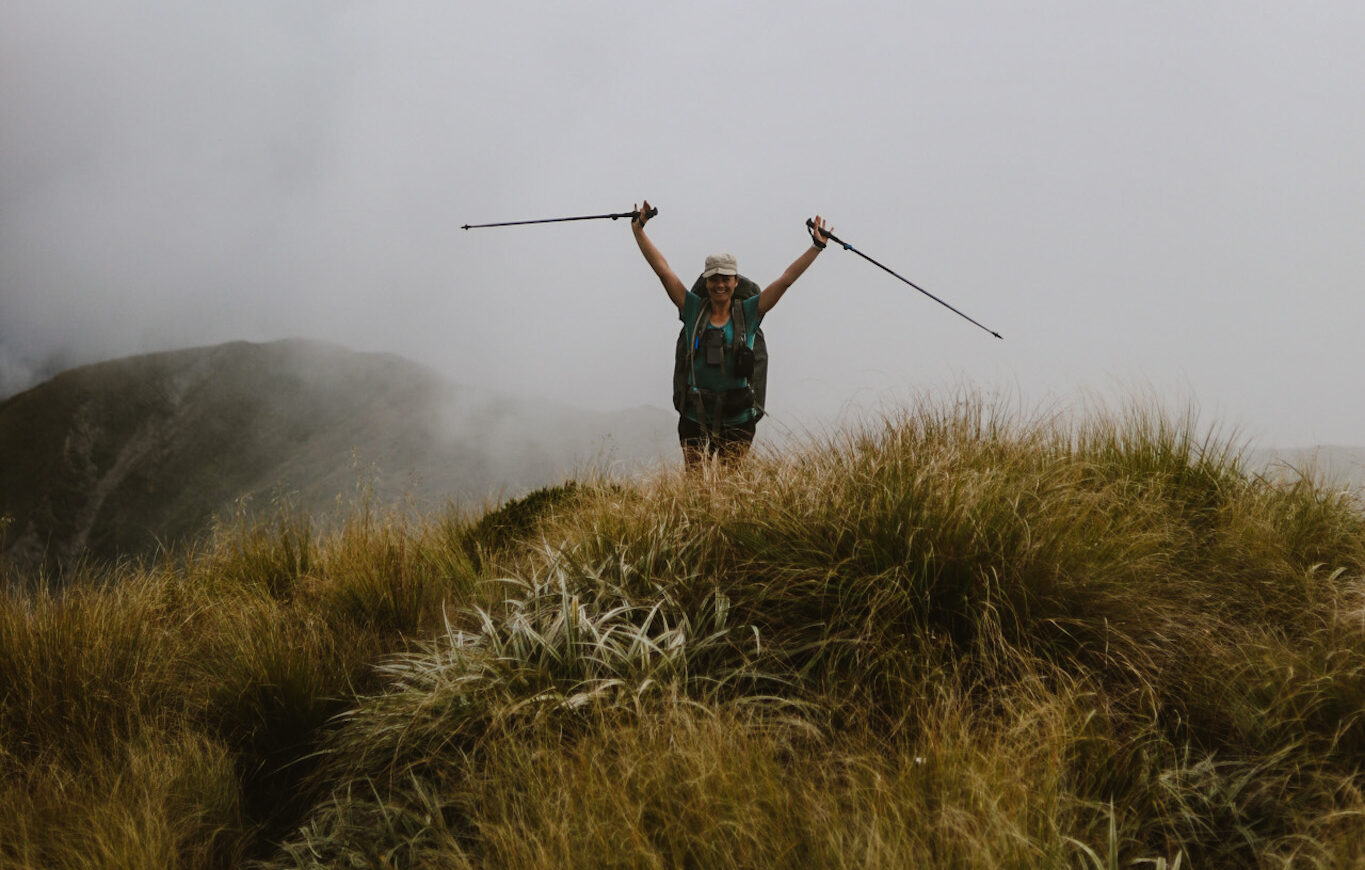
<box><xmin>5</xmin><ymin>395</ymin><xmax>1365</xmax><ymax>867</ymax></box>
<box><xmin>2</xmin><ymin>728</ymin><xmax>243</xmax><ymax>870</ymax></box>
<box><xmin>0</xmin><ymin>495</ymin><xmax>485</xmax><ymax>866</ymax></box>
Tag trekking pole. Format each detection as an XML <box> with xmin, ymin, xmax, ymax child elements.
<box><xmin>809</xmin><ymin>219</ymin><xmax>1002</xmax><ymax>340</ymax></box>
<box><xmin>462</xmin><ymin>207</ymin><xmax>657</xmax><ymax>230</ymax></box>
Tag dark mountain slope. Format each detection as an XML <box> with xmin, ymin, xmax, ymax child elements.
<box><xmin>0</xmin><ymin>339</ymin><xmax>673</xmax><ymax>574</ymax></box>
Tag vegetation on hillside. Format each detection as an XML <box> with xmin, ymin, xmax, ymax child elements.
<box><xmin>3</xmin><ymin>398</ymin><xmax>1364</xmax><ymax>868</ymax></box>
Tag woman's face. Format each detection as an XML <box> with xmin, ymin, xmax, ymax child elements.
<box><xmin>705</xmin><ymin>273</ymin><xmax>738</xmax><ymax>301</ymax></box>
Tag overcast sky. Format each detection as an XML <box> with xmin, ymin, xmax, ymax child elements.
<box><xmin>3</xmin><ymin>1</ymin><xmax>1362</xmax><ymax>448</ymax></box>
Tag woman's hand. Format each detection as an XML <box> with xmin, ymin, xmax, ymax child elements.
<box><xmin>633</xmin><ymin>200</ymin><xmax>654</xmax><ymax>230</ymax></box>
<box><xmin>808</xmin><ymin>215</ymin><xmax>833</xmax><ymax>249</ymax></box>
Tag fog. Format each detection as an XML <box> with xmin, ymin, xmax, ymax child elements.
<box><xmin>4</xmin><ymin>1</ymin><xmax>1363</xmax><ymax>448</ymax></box>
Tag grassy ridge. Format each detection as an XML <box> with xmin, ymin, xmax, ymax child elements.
<box><xmin>4</xmin><ymin>398</ymin><xmax>1365</xmax><ymax>867</ymax></box>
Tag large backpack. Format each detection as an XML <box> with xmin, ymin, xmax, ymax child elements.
<box><xmin>672</xmin><ymin>274</ymin><xmax>768</xmax><ymax>423</ymax></box>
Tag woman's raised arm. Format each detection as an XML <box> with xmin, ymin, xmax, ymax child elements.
<box><xmin>630</xmin><ymin>200</ymin><xmax>688</xmax><ymax>311</ymax></box>
<box><xmin>758</xmin><ymin>215</ymin><xmax>832</xmax><ymax>315</ymax></box>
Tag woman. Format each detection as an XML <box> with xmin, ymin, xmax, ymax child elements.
<box><xmin>631</xmin><ymin>199</ymin><xmax>832</xmax><ymax>467</ymax></box>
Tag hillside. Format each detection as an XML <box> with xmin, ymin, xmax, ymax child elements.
<box><xmin>0</xmin><ymin>339</ymin><xmax>673</xmax><ymax>575</ymax></box>
<box><xmin>3</xmin><ymin>400</ymin><xmax>1365</xmax><ymax>867</ymax></box>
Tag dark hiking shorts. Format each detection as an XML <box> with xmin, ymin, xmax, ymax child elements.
<box><xmin>678</xmin><ymin>415</ymin><xmax>756</xmax><ymax>469</ymax></box>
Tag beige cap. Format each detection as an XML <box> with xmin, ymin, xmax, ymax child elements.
<box><xmin>701</xmin><ymin>253</ymin><xmax>738</xmax><ymax>279</ymax></box>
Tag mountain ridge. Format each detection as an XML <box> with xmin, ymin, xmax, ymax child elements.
<box><xmin>0</xmin><ymin>339</ymin><xmax>674</xmax><ymax>575</ymax></box>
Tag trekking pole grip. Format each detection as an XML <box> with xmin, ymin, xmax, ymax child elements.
<box><xmin>806</xmin><ymin>218</ymin><xmax>842</xmax><ymax>248</ymax></box>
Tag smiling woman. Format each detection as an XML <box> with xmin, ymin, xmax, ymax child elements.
<box><xmin>631</xmin><ymin>200</ymin><xmax>832</xmax><ymax>468</ymax></box>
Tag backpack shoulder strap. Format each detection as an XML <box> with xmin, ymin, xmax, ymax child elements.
<box><xmin>731</xmin><ymin>297</ymin><xmax>753</xmax><ymax>351</ymax></box>
<box><xmin>686</xmin><ymin>302</ymin><xmax>708</xmax><ymax>388</ymax></box>
<box><xmin>730</xmin><ymin>297</ymin><xmax>751</xmax><ymax>382</ymax></box>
